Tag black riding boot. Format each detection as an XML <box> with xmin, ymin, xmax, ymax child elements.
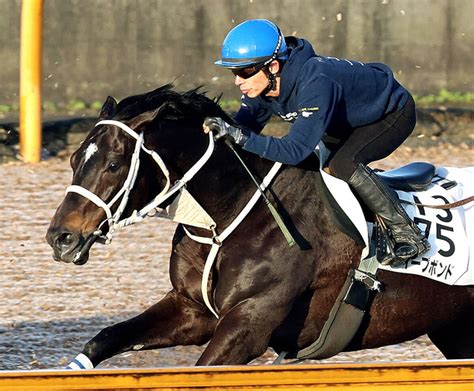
<box><xmin>348</xmin><ymin>164</ymin><xmax>430</xmax><ymax>265</ymax></box>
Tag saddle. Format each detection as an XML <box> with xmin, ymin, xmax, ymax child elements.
<box><xmin>316</xmin><ymin>161</ymin><xmax>436</xmax><ymax>251</ymax></box>
<box><xmin>376</xmin><ymin>161</ymin><xmax>435</xmax><ymax>192</ymax></box>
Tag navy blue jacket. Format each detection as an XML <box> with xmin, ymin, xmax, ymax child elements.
<box><xmin>234</xmin><ymin>37</ymin><xmax>410</xmax><ymax>165</ymax></box>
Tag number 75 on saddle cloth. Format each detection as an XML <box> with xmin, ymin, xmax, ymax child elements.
<box><xmin>379</xmin><ymin>166</ymin><xmax>474</xmax><ymax>286</ymax></box>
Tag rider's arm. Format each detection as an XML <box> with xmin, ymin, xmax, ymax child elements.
<box><xmin>242</xmin><ymin>74</ymin><xmax>341</xmax><ymax>165</ymax></box>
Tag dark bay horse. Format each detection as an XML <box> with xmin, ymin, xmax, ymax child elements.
<box><xmin>46</xmin><ymin>85</ymin><xmax>473</xmax><ymax>367</ymax></box>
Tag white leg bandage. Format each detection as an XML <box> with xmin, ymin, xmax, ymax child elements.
<box><xmin>67</xmin><ymin>353</ymin><xmax>94</xmax><ymax>370</ymax></box>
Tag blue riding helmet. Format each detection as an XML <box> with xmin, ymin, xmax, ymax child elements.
<box><xmin>215</xmin><ymin>19</ymin><xmax>288</xmax><ymax>69</ymax></box>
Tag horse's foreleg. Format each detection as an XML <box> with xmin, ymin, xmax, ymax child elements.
<box><xmin>196</xmin><ymin>298</ymin><xmax>289</xmax><ymax>366</ymax></box>
<box><xmin>75</xmin><ymin>290</ymin><xmax>216</xmax><ymax>368</ymax></box>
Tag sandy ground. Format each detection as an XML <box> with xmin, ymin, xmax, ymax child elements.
<box><xmin>0</xmin><ymin>143</ymin><xmax>472</xmax><ymax>370</ymax></box>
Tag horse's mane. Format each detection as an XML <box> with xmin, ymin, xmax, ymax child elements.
<box><xmin>114</xmin><ymin>84</ymin><xmax>232</xmax><ymax>124</ymax></box>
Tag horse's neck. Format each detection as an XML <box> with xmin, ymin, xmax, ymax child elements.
<box><xmin>144</xmin><ymin>123</ymin><xmax>289</xmax><ymax>229</ymax></box>
<box><xmin>185</xmin><ymin>146</ymin><xmax>276</xmax><ymax>228</ymax></box>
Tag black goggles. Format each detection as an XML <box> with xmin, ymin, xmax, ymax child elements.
<box><xmin>231</xmin><ymin>62</ymin><xmax>267</xmax><ymax>79</ymax></box>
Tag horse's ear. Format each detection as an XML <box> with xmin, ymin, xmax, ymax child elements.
<box><xmin>99</xmin><ymin>96</ymin><xmax>118</xmax><ymax>119</ymax></box>
<box><xmin>128</xmin><ymin>105</ymin><xmax>165</xmax><ymax>132</ymax></box>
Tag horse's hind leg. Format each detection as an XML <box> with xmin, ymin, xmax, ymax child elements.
<box><xmin>78</xmin><ymin>290</ymin><xmax>216</xmax><ymax>367</ymax></box>
<box><xmin>427</xmin><ymin>311</ymin><xmax>474</xmax><ymax>359</ymax></box>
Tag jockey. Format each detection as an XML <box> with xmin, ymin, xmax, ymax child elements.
<box><xmin>203</xmin><ymin>19</ymin><xmax>430</xmax><ymax>265</ymax></box>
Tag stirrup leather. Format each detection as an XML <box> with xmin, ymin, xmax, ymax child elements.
<box><xmin>375</xmin><ymin>219</ymin><xmax>397</xmax><ymax>265</ymax></box>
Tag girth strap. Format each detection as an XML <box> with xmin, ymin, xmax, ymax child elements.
<box><xmin>275</xmin><ymin>248</ymin><xmax>381</xmax><ymax>363</ymax></box>
<box><xmin>296</xmin><ymin>270</ymin><xmax>366</xmax><ymax>360</ymax></box>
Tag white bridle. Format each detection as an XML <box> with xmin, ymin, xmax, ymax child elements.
<box><xmin>66</xmin><ymin>119</ymin><xmax>282</xmax><ymax>318</ymax></box>
<box><xmin>66</xmin><ymin>119</ymin><xmax>216</xmax><ymax>243</ymax></box>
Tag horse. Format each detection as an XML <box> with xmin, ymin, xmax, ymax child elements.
<box><xmin>46</xmin><ymin>84</ymin><xmax>473</xmax><ymax>367</ymax></box>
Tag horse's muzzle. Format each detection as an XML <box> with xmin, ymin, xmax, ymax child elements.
<box><xmin>45</xmin><ymin>228</ymin><xmax>98</xmax><ymax>265</ymax></box>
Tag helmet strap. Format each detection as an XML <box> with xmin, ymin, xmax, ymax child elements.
<box><xmin>261</xmin><ymin>65</ymin><xmax>278</xmax><ymax>95</ymax></box>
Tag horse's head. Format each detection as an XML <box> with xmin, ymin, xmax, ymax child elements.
<box><xmin>46</xmin><ymin>85</ymin><xmax>226</xmax><ymax>265</ymax></box>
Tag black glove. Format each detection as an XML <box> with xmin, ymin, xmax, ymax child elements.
<box><xmin>203</xmin><ymin>117</ymin><xmax>249</xmax><ymax>146</ymax></box>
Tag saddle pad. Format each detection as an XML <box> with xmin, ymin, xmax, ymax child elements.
<box><xmin>318</xmin><ymin>159</ymin><xmax>474</xmax><ymax>286</ymax></box>
<box><xmin>379</xmin><ymin>166</ymin><xmax>474</xmax><ymax>286</ymax></box>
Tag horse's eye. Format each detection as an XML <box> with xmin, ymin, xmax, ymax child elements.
<box><xmin>108</xmin><ymin>161</ymin><xmax>121</xmax><ymax>172</ymax></box>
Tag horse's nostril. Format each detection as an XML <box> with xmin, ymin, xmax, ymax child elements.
<box><xmin>55</xmin><ymin>231</ymin><xmax>77</xmax><ymax>250</ymax></box>
<box><xmin>57</xmin><ymin>232</ymin><xmax>72</xmax><ymax>244</ymax></box>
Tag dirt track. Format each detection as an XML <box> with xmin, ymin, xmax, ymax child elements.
<box><xmin>1</xmin><ymin>143</ymin><xmax>472</xmax><ymax>370</ymax></box>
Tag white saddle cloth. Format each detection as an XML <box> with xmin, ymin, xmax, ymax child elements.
<box><xmin>316</xmin><ymin>144</ymin><xmax>474</xmax><ymax>286</ymax></box>
<box><xmin>384</xmin><ymin>167</ymin><xmax>474</xmax><ymax>286</ymax></box>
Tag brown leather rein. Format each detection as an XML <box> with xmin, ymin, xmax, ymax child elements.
<box><xmin>401</xmin><ymin>195</ymin><xmax>474</xmax><ymax>210</ymax></box>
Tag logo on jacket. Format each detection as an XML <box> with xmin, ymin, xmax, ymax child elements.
<box><xmin>279</xmin><ymin>112</ymin><xmax>298</xmax><ymax>122</ymax></box>
<box><xmin>299</xmin><ymin>106</ymin><xmax>320</xmax><ymax>118</ymax></box>
<box><xmin>278</xmin><ymin>107</ymin><xmax>319</xmax><ymax>122</ymax></box>
<box><xmin>279</xmin><ymin>107</ymin><xmax>320</xmax><ymax>122</ymax></box>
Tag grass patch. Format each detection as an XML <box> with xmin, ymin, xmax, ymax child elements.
<box><xmin>0</xmin><ymin>89</ymin><xmax>473</xmax><ymax>115</ymax></box>
<box><xmin>218</xmin><ymin>99</ymin><xmax>240</xmax><ymax>112</ymax></box>
<box><xmin>414</xmin><ymin>88</ymin><xmax>474</xmax><ymax>106</ymax></box>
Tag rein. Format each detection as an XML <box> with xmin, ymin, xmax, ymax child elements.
<box><xmin>224</xmin><ymin>139</ymin><xmax>296</xmax><ymax>247</ymax></box>
<box><xmin>66</xmin><ymin>119</ymin><xmax>283</xmax><ymax>317</ymax></box>
<box><xmin>401</xmin><ymin>195</ymin><xmax>474</xmax><ymax>210</ymax></box>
